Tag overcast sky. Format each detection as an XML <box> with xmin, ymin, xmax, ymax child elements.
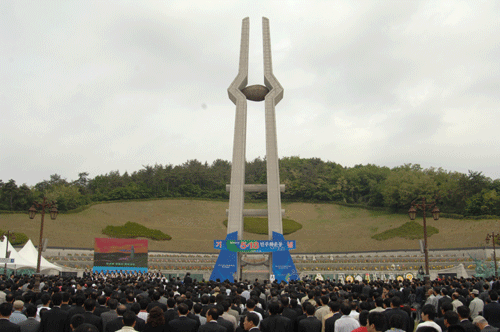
<box><xmin>1</xmin><ymin>0</ymin><xmax>499</xmax><ymax>186</ymax></box>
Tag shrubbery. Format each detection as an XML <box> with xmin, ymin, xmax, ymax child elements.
<box><xmin>0</xmin><ymin>229</ymin><xmax>29</xmax><ymax>246</ymax></box>
<box><xmin>102</xmin><ymin>221</ymin><xmax>171</xmax><ymax>241</ymax></box>
<box><xmin>371</xmin><ymin>221</ymin><xmax>439</xmax><ymax>241</ymax></box>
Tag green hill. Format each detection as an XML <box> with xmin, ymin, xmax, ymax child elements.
<box><xmin>0</xmin><ymin>199</ymin><xmax>495</xmax><ymax>252</ymax></box>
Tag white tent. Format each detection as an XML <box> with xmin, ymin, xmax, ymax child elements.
<box><xmin>0</xmin><ymin>236</ymin><xmax>35</xmax><ymax>270</ymax></box>
<box><xmin>19</xmin><ymin>239</ymin><xmax>63</xmax><ymax>272</ymax></box>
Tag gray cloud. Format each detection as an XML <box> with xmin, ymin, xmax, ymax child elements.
<box><xmin>1</xmin><ymin>0</ymin><xmax>499</xmax><ymax>186</ymax></box>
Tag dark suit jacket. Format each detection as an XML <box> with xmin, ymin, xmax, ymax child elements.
<box><xmin>67</xmin><ymin>306</ymin><xmax>85</xmax><ymax>319</ymax></box>
<box><xmin>169</xmin><ymin>316</ymin><xmax>198</xmax><ymax>332</ymax></box>
<box><xmin>40</xmin><ymin>307</ymin><xmax>70</xmax><ymax>332</ymax></box>
<box><xmin>260</xmin><ymin>314</ymin><xmax>292</xmax><ymax>332</ymax></box>
<box><xmin>298</xmin><ymin>316</ymin><xmax>321</xmax><ymax>332</ymax></box>
<box><xmin>282</xmin><ymin>308</ymin><xmax>298</xmax><ymax>332</ymax></box>
<box><xmin>101</xmin><ymin>310</ymin><xmax>118</xmax><ymax>332</ymax></box>
<box><xmin>198</xmin><ymin>321</ymin><xmax>228</xmax><ymax>332</ymax></box>
<box><xmin>385</xmin><ymin>307</ymin><xmax>414</xmax><ymax>332</ymax></box>
<box><xmin>105</xmin><ymin>316</ymin><xmax>145</xmax><ymax>332</ymax></box>
<box><xmin>164</xmin><ymin>309</ymin><xmax>178</xmax><ymax>325</ymax></box>
<box><xmin>94</xmin><ymin>305</ymin><xmax>110</xmax><ymax>317</ymax></box>
<box><xmin>0</xmin><ymin>318</ymin><xmax>21</xmax><ymax>332</ymax></box>
<box><xmin>484</xmin><ymin>302</ymin><xmax>500</xmax><ymax>328</ymax></box>
<box><xmin>460</xmin><ymin>319</ymin><xmax>477</xmax><ymax>332</ymax></box>
<box><xmin>325</xmin><ymin>312</ymin><xmax>342</xmax><ymax>332</ymax></box>
<box><xmin>147</xmin><ymin>302</ymin><xmax>168</xmax><ymax>313</ymax></box>
<box><xmin>17</xmin><ymin>317</ymin><xmax>40</xmax><ymax>332</ymax></box>
<box><xmin>217</xmin><ymin>317</ymin><xmax>234</xmax><ymax>332</ymax></box>
<box><xmin>83</xmin><ymin>311</ymin><xmax>103</xmax><ymax>332</ymax></box>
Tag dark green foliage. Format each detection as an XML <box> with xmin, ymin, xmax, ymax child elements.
<box><xmin>1</xmin><ymin>158</ymin><xmax>499</xmax><ymax>219</ymax></box>
<box><xmin>222</xmin><ymin>217</ymin><xmax>302</xmax><ymax>235</ymax></box>
<box><xmin>0</xmin><ymin>229</ymin><xmax>29</xmax><ymax>246</ymax></box>
<box><xmin>371</xmin><ymin>221</ymin><xmax>439</xmax><ymax>241</ymax></box>
<box><xmin>102</xmin><ymin>221</ymin><xmax>171</xmax><ymax>241</ymax></box>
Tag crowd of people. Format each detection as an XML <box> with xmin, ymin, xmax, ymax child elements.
<box><xmin>1</xmin><ymin>271</ymin><xmax>500</xmax><ymax>332</ymax></box>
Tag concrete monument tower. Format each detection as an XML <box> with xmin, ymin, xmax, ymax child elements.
<box><xmin>210</xmin><ymin>17</ymin><xmax>297</xmax><ymax>282</ymax></box>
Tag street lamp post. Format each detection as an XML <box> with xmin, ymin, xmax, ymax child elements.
<box><xmin>485</xmin><ymin>232</ymin><xmax>499</xmax><ymax>277</ymax></box>
<box><xmin>28</xmin><ymin>197</ymin><xmax>58</xmax><ymax>274</ymax></box>
<box><xmin>408</xmin><ymin>197</ymin><xmax>440</xmax><ymax>283</ymax></box>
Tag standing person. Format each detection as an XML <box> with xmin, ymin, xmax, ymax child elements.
<box><xmin>299</xmin><ymin>303</ymin><xmax>322</xmax><ymax>332</ymax></box>
<box><xmin>0</xmin><ymin>302</ymin><xmax>21</xmax><ymax>332</ymax></box>
<box><xmin>325</xmin><ymin>301</ymin><xmax>342</xmax><ymax>332</ymax></box>
<box><xmin>114</xmin><ymin>311</ymin><xmax>136</xmax><ymax>332</ymax></box>
<box><xmin>483</xmin><ymin>292</ymin><xmax>500</xmax><ymax>328</ymax></box>
<box><xmin>243</xmin><ymin>312</ymin><xmax>260</xmax><ymax>332</ymax></box>
<box><xmin>335</xmin><ymin>303</ymin><xmax>360</xmax><ymax>332</ymax></box>
<box><xmin>351</xmin><ymin>311</ymin><xmax>370</xmax><ymax>332</ymax></box>
<box><xmin>469</xmin><ymin>290</ymin><xmax>484</xmax><ymax>320</ymax></box>
<box><xmin>260</xmin><ymin>301</ymin><xmax>291</xmax><ymax>332</ymax></box>
<box><xmin>17</xmin><ymin>304</ymin><xmax>40</xmax><ymax>332</ymax></box>
<box><xmin>197</xmin><ymin>308</ymin><xmax>227</xmax><ymax>332</ymax></box>
<box><xmin>9</xmin><ymin>300</ymin><xmax>27</xmax><ymax>324</ymax></box>
<box><xmin>473</xmin><ymin>316</ymin><xmax>498</xmax><ymax>332</ymax></box>
<box><xmin>416</xmin><ymin>304</ymin><xmax>442</xmax><ymax>332</ymax></box>
<box><xmin>367</xmin><ymin>312</ymin><xmax>386</xmax><ymax>332</ymax></box>
<box><xmin>143</xmin><ymin>307</ymin><xmax>166</xmax><ymax>332</ymax></box>
<box><xmin>101</xmin><ymin>299</ymin><xmax>119</xmax><ymax>332</ymax></box>
<box><xmin>168</xmin><ymin>303</ymin><xmax>198</xmax><ymax>332</ymax></box>
<box><xmin>40</xmin><ymin>293</ymin><xmax>70</xmax><ymax>332</ymax></box>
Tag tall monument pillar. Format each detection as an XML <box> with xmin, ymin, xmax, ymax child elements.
<box><xmin>210</xmin><ymin>17</ymin><xmax>297</xmax><ymax>283</ymax></box>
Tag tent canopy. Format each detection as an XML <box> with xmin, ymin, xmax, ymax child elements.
<box><xmin>19</xmin><ymin>239</ymin><xmax>63</xmax><ymax>272</ymax></box>
<box><xmin>0</xmin><ymin>237</ymin><xmax>63</xmax><ymax>272</ymax></box>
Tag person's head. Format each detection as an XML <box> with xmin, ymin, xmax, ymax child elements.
<box><xmin>441</xmin><ymin>302</ymin><xmax>453</xmax><ymax>314</ymax></box>
<box><xmin>340</xmin><ymin>303</ymin><xmax>351</xmax><ymax>316</ymax></box>
<box><xmin>329</xmin><ymin>300</ymin><xmax>341</xmax><ymax>313</ymax></box>
<box><xmin>122</xmin><ymin>310</ymin><xmax>136</xmax><ymax>327</ymax></box>
<box><xmin>177</xmin><ymin>303</ymin><xmax>189</xmax><ymax>316</ymax></box>
<box><xmin>41</xmin><ymin>293</ymin><xmax>51</xmax><ymax>306</ymax></box>
<box><xmin>246</xmin><ymin>299</ymin><xmax>256</xmax><ymax>310</ymax></box>
<box><xmin>472</xmin><ymin>316</ymin><xmax>489</xmax><ymax>330</ymax></box>
<box><xmin>146</xmin><ymin>306</ymin><xmax>165</xmax><ymax>328</ymax></box>
<box><xmin>117</xmin><ymin>304</ymin><xmax>128</xmax><ymax>316</ymax></box>
<box><xmin>489</xmin><ymin>291</ymin><xmax>498</xmax><ymax>302</ymax></box>
<box><xmin>389</xmin><ymin>314</ymin><xmax>405</xmax><ymax>330</ymax></box>
<box><xmin>167</xmin><ymin>297</ymin><xmax>176</xmax><ymax>309</ymax></box>
<box><xmin>25</xmin><ymin>304</ymin><xmax>37</xmax><ymax>318</ymax></box>
<box><xmin>13</xmin><ymin>300</ymin><xmax>24</xmax><ymax>311</ymax></box>
<box><xmin>444</xmin><ymin>311</ymin><xmax>460</xmax><ymax>327</ymax></box>
<box><xmin>206</xmin><ymin>307</ymin><xmax>219</xmax><ymax>322</ymax></box>
<box><xmin>305</xmin><ymin>303</ymin><xmax>315</xmax><ymax>316</ymax></box>
<box><xmin>359</xmin><ymin>310</ymin><xmax>369</xmax><ymax>327</ymax></box>
<box><xmin>0</xmin><ymin>302</ymin><xmax>12</xmax><ymax>318</ymax></box>
<box><xmin>421</xmin><ymin>304</ymin><xmax>436</xmax><ymax>321</ymax></box>
<box><xmin>193</xmin><ymin>303</ymin><xmax>202</xmax><ymax>314</ymax></box>
<box><xmin>84</xmin><ymin>298</ymin><xmax>96</xmax><ymax>312</ymax></box>
<box><xmin>70</xmin><ymin>314</ymin><xmax>86</xmax><ymax>330</ymax></box>
<box><xmin>130</xmin><ymin>302</ymin><xmax>140</xmax><ymax>315</ymax></box>
<box><xmin>268</xmin><ymin>301</ymin><xmax>280</xmax><ymax>315</ymax></box>
<box><xmin>244</xmin><ymin>312</ymin><xmax>259</xmax><ymax>331</ymax></box>
<box><xmin>321</xmin><ymin>295</ymin><xmax>329</xmax><ymax>306</ymax></box>
<box><xmin>456</xmin><ymin>306</ymin><xmax>470</xmax><ymax>320</ymax></box>
<box><xmin>390</xmin><ymin>296</ymin><xmax>401</xmax><ymax>308</ymax></box>
<box><xmin>107</xmin><ymin>298</ymin><xmax>118</xmax><ymax>310</ymax></box>
<box><xmin>368</xmin><ymin>312</ymin><xmax>387</xmax><ymax>332</ymax></box>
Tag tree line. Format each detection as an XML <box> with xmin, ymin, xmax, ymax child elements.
<box><xmin>1</xmin><ymin>157</ymin><xmax>499</xmax><ymax>218</ymax></box>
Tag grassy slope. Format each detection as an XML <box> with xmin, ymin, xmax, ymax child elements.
<box><xmin>0</xmin><ymin>199</ymin><xmax>496</xmax><ymax>252</ymax></box>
